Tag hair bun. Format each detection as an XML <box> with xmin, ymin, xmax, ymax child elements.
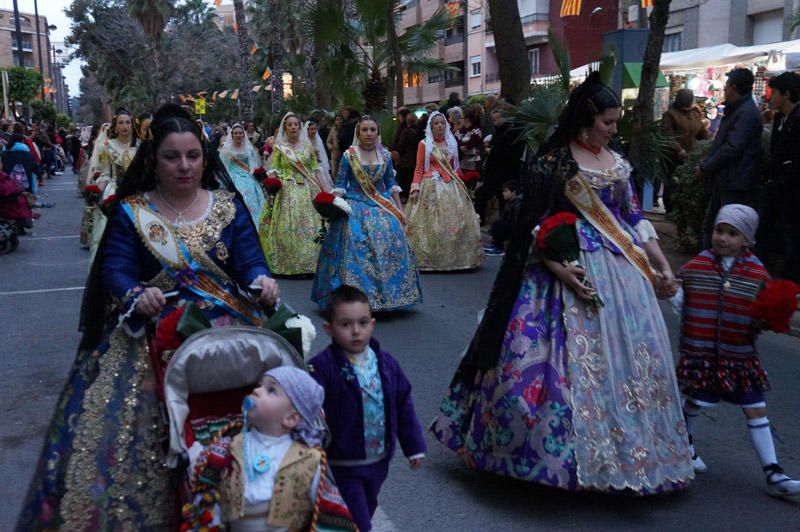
<box><xmin>152</xmin><ymin>103</ymin><xmax>194</xmax><ymax>126</ymax></box>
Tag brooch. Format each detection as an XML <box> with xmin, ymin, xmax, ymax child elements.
<box><xmin>215</xmin><ymin>241</ymin><xmax>229</xmax><ymax>262</ymax></box>
<box><xmin>253</xmin><ymin>453</ymin><xmax>272</xmax><ymax>474</ymax></box>
<box><xmin>147</xmin><ymin>222</ymin><xmax>168</xmax><ymax>246</ymax></box>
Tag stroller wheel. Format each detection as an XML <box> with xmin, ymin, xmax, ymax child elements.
<box><xmin>0</xmin><ymin>236</ymin><xmax>17</xmax><ymax>254</ymax></box>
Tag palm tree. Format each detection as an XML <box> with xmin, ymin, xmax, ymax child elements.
<box><xmin>309</xmin><ymin>0</ymin><xmax>451</xmax><ymax>111</ymax></box>
<box><xmin>175</xmin><ymin>0</ymin><xmax>216</xmax><ymax>27</ymax></box>
<box><xmin>128</xmin><ymin>0</ymin><xmax>173</xmax><ymax>48</ymax></box>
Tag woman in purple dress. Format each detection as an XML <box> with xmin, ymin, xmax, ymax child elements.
<box><xmin>430</xmin><ymin>73</ymin><xmax>694</xmax><ymax>494</ymax></box>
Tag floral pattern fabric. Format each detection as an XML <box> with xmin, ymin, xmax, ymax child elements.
<box><xmin>312</xmin><ymin>148</ymin><xmax>422</xmax><ymax>311</ymax></box>
<box><xmin>261</xmin><ymin>144</ymin><xmax>323</xmax><ymax>275</ymax></box>
<box><xmin>219</xmin><ymin>152</ymin><xmax>266</xmax><ymax>229</ymax></box>
<box><xmin>405</xmin><ymin>146</ymin><xmax>482</xmax><ymax>271</ymax></box>
<box><xmin>351</xmin><ymin>348</ymin><xmax>387</xmax><ymax>459</ymax></box>
<box><xmin>430</xmin><ymin>153</ymin><xmax>694</xmax><ymax>494</ymax></box>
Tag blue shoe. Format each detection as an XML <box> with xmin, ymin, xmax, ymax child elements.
<box><xmin>484</xmin><ymin>246</ymin><xmax>504</xmax><ymax>257</ymax></box>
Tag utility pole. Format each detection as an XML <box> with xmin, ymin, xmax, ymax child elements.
<box><xmin>33</xmin><ymin>0</ymin><xmax>45</xmax><ymax>100</ymax></box>
<box><xmin>11</xmin><ymin>0</ymin><xmax>24</xmax><ymax>67</ymax></box>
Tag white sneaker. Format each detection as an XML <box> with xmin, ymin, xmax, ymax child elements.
<box><xmin>765</xmin><ymin>464</ymin><xmax>800</xmax><ymax>497</ymax></box>
<box><xmin>689</xmin><ymin>443</ymin><xmax>708</xmax><ymax>473</ymax></box>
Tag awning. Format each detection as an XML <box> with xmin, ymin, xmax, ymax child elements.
<box><xmin>622</xmin><ymin>63</ymin><xmax>669</xmax><ymax>88</ymax></box>
<box><xmin>660</xmin><ymin>39</ymin><xmax>800</xmax><ymax>71</ymax></box>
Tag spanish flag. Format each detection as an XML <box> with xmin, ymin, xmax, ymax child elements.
<box><xmin>560</xmin><ymin>0</ymin><xmax>582</xmax><ymax>17</ymax></box>
<box><xmin>641</xmin><ymin>0</ymin><xmax>654</xmax><ymax>6</ymax></box>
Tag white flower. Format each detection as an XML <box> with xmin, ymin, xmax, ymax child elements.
<box><xmin>332</xmin><ymin>196</ymin><xmax>352</xmax><ymax>215</ymax></box>
<box><xmin>284</xmin><ymin>314</ymin><xmax>317</xmax><ymax>357</ymax></box>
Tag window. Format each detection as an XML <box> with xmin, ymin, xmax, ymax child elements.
<box><xmin>662</xmin><ymin>29</ymin><xmax>682</xmax><ymax>53</ymax></box>
<box><xmin>403</xmin><ymin>72</ymin><xmax>423</xmax><ymax>88</ymax></box>
<box><xmin>470</xmin><ymin>55</ymin><xmax>481</xmax><ymax>77</ymax></box>
<box><xmin>470</xmin><ymin>10</ymin><xmax>481</xmax><ymax>30</ymax></box>
<box><xmin>528</xmin><ymin>48</ymin><xmax>540</xmax><ymax>75</ymax></box>
<box><xmin>445</xmin><ymin>20</ymin><xmax>464</xmax><ymax>45</ymax></box>
<box><xmin>428</xmin><ymin>70</ymin><xmax>444</xmax><ymax>84</ymax></box>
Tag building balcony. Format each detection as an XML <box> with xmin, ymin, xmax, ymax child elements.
<box><xmin>11</xmin><ymin>43</ymin><xmax>33</xmax><ymax>52</ymax></box>
<box><xmin>520</xmin><ymin>13</ymin><xmax>549</xmax><ymax>24</ymax></box>
<box><xmin>445</xmin><ymin>76</ymin><xmax>464</xmax><ymax>88</ymax></box>
<box><xmin>444</xmin><ymin>34</ymin><xmax>464</xmax><ymax>46</ymax></box>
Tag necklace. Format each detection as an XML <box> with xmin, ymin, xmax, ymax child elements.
<box><xmin>158</xmin><ymin>188</ymin><xmax>201</xmax><ymax>225</ymax></box>
<box><xmin>359</xmin><ymin>144</ymin><xmax>376</xmax><ymax>152</ymax></box>
<box><xmin>575</xmin><ymin>139</ymin><xmax>603</xmax><ymax>160</ymax></box>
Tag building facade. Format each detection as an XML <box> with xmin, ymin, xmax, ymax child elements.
<box><xmin>0</xmin><ymin>8</ymin><xmax>69</xmax><ymax>115</ymax></box>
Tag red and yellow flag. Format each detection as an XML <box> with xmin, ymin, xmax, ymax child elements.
<box><xmin>641</xmin><ymin>0</ymin><xmax>654</xmax><ymax>7</ymax></box>
<box><xmin>560</xmin><ymin>0</ymin><xmax>582</xmax><ymax>17</ymax></box>
<box><xmin>261</xmin><ymin>67</ymin><xmax>271</xmax><ymax>81</ymax></box>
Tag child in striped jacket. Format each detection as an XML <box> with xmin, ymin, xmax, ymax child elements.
<box><xmin>670</xmin><ymin>204</ymin><xmax>800</xmax><ymax>497</ymax></box>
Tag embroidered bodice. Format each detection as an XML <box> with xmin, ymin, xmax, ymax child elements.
<box><xmin>93</xmin><ymin>138</ymin><xmax>137</xmax><ymax>185</ymax></box>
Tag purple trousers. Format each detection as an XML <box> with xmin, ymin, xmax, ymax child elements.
<box><xmin>331</xmin><ymin>459</ymin><xmax>390</xmax><ymax>532</ymax></box>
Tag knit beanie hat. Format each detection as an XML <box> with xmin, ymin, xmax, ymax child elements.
<box><xmin>715</xmin><ymin>204</ymin><xmax>758</xmax><ymax>246</ymax></box>
<box><xmin>264</xmin><ymin>366</ymin><xmax>324</xmax><ymax>447</ymax></box>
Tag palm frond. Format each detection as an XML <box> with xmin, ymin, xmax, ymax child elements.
<box><xmin>547</xmin><ymin>29</ymin><xmax>571</xmax><ymax>93</ymax></box>
<box><xmin>512</xmin><ymin>84</ymin><xmax>568</xmax><ymax>153</ymax></box>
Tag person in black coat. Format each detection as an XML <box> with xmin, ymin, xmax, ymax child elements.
<box><xmin>474</xmin><ymin>108</ymin><xmax>523</xmax><ymax>224</ymax></box>
<box><xmin>696</xmin><ymin>68</ymin><xmax>763</xmax><ymax>248</ymax></box>
<box><xmin>337</xmin><ymin>106</ymin><xmax>361</xmax><ymax>154</ymax></box>
<box><xmin>756</xmin><ymin>72</ymin><xmax>800</xmax><ymax>281</ymax></box>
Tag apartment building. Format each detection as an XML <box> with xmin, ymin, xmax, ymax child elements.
<box><xmin>399</xmin><ymin>0</ymin><xmax>617</xmax><ymax>108</ymax></box>
<box><xmin>0</xmin><ymin>8</ymin><xmax>69</xmax><ymax>114</ymax></box>
<box><xmin>663</xmin><ymin>0</ymin><xmax>798</xmax><ymax>52</ymax></box>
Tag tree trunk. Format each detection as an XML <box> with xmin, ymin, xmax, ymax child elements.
<box><xmin>629</xmin><ymin>0</ymin><xmax>671</xmax><ymax>175</ymax></box>
<box><xmin>303</xmin><ymin>36</ymin><xmax>316</xmax><ymax>105</ymax></box>
<box><xmin>486</xmin><ymin>0</ymin><xmax>530</xmax><ymax>103</ymax></box>
<box><xmin>233</xmin><ymin>0</ymin><xmax>254</xmax><ymax>120</ymax></box>
<box><xmin>387</xmin><ymin>0</ymin><xmax>404</xmax><ymax>109</ymax></box>
<box><xmin>269</xmin><ymin>0</ymin><xmax>284</xmax><ymax>110</ymax></box>
<box><xmin>313</xmin><ymin>0</ymin><xmax>334</xmax><ymax>110</ymax></box>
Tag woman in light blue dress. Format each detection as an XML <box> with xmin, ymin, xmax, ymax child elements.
<box><xmin>219</xmin><ymin>123</ymin><xmax>265</xmax><ymax>227</ymax></box>
<box><xmin>312</xmin><ymin>115</ymin><xmax>422</xmax><ymax>311</ymax></box>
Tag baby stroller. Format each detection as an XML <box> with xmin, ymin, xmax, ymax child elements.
<box><xmin>162</xmin><ymin>326</ymin><xmax>356</xmax><ymax>531</ymax></box>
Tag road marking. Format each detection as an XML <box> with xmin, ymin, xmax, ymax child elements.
<box><xmin>0</xmin><ymin>286</ymin><xmax>84</xmax><ymax>296</ymax></box>
<box><xmin>24</xmin><ymin>235</ymin><xmax>80</xmax><ymax>241</ymax></box>
<box><xmin>372</xmin><ymin>507</ymin><xmax>399</xmax><ymax>531</ymax></box>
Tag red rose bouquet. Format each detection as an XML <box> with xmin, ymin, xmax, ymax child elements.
<box><xmin>536</xmin><ymin>212</ymin><xmax>603</xmax><ymax>307</ymax></box>
<box><xmin>313</xmin><ymin>191</ymin><xmax>351</xmax><ymax>220</ymax></box>
<box><xmin>263</xmin><ymin>177</ymin><xmax>282</xmax><ymax>194</ymax></box>
<box><xmin>750</xmin><ymin>279</ymin><xmax>800</xmax><ymax>333</ymax></box>
<box><xmin>253</xmin><ymin>166</ymin><xmax>267</xmax><ymax>180</ymax></box>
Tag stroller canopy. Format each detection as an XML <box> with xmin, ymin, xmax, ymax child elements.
<box><xmin>164</xmin><ymin>326</ymin><xmax>304</xmax><ymax>465</ymax></box>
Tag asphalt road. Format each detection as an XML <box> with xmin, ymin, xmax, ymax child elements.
<box><xmin>2</xmin><ymin>173</ymin><xmax>799</xmax><ymax>531</ymax></box>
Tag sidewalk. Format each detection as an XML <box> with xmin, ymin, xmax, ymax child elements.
<box><xmin>647</xmin><ymin>212</ymin><xmax>800</xmax><ymax>338</ymax></box>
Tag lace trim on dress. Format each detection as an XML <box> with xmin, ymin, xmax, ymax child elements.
<box><xmin>577</xmin><ymin>151</ymin><xmax>631</xmax><ymax>188</ymax></box>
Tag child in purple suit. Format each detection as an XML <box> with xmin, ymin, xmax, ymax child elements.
<box><xmin>308</xmin><ymin>285</ymin><xmax>426</xmax><ymax>531</ymax></box>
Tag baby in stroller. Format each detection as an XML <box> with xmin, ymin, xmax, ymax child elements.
<box><xmin>166</xmin><ymin>327</ymin><xmax>356</xmax><ymax>532</ymax></box>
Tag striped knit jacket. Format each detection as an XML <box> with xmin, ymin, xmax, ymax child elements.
<box><xmin>676</xmin><ymin>249</ymin><xmax>771</xmax><ymax>394</ymax></box>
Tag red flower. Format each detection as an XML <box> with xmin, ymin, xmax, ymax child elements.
<box><xmin>253</xmin><ymin>166</ymin><xmax>267</xmax><ymax>179</ymax></box>
<box><xmin>84</xmin><ymin>184</ymin><xmax>102</xmax><ymax>193</ymax></box>
<box><xmin>537</xmin><ymin>212</ymin><xmax>577</xmax><ymax>249</ymax></box>
<box><xmin>264</xmin><ymin>177</ymin><xmax>282</xmax><ymax>192</ymax></box>
<box><xmin>461</xmin><ymin>170</ymin><xmax>480</xmax><ymax>183</ymax></box>
<box><xmin>154</xmin><ymin>306</ymin><xmax>186</xmax><ymax>354</ymax></box>
<box><xmin>200</xmin><ymin>510</ymin><xmax>214</xmax><ymax>524</ymax></box>
<box><xmin>102</xmin><ymin>194</ymin><xmax>117</xmax><ymax>205</ymax></box>
<box><xmin>314</xmin><ymin>192</ymin><xmax>336</xmax><ymax>206</ymax></box>
<box><xmin>92</xmin><ymin>171</ymin><xmax>101</xmax><ymax>179</ymax></box>
<box><xmin>750</xmin><ymin>279</ymin><xmax>800</xmax><ymax>333</ymax></box>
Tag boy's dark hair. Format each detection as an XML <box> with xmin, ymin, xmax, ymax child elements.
<box><xmin>323</xmin><ymin>285</ymin><xmax>372</xmax><ymax>321</ymax></box>
<box><xmin>502</xmin><ymin>180</ymin><xmax>519</xmax><ymax>194</ymax></box>
<box><xmin>768</xmin><ymin>72</ymin><xmax>800</xmax><ymax>103</ymax></box>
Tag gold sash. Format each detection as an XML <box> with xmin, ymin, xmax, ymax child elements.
<box><xmin>431</xmin><ymin>145</ymin><xmax>471</xmax><ymax>197</ymax></box>
<box><xmin>226</xmin><ymin>154</ymin><xmax>252</xmax><ymax>174</ymax></box>
<box><xmin>126</xmin><ymin>196</ymin><xmax>264</xmax><ymax>325</ymax></box>
<box><xmin>346</xmin><ymin>146</ymin><xmax>405</xmax><ymax>225</ymax></box>
<box><xmin>564</xmin><ymin>173</ymin><xmax>657</xmax><ymax>285</ymax></box>
<box><xmin>274</xmin><ymin>143</ymin><xmax>323</xmax><ymax>190</ymax></box>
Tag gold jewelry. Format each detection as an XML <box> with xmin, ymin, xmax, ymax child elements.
<box><xmin>158</xmin><ymin>188</ymin><xmax>201</xmax><ymax>225</ymax></box>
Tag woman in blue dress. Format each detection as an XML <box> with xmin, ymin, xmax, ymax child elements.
<box><xmin>430</xmin><ymin>73</ymin><xmax>693</xmax><ymax>494</ymax></box>
<box><xmin>16</xmin><ymin>105</ymin><xmax>280</xmax><ymax>530</ymax></box>
<box><xmin>312</xmin><ymin>115</ymin><xmax>422</xmax><ymax>311</ymax></box>
<box><xmin>218</xmin><ymin>122</ymin><xmax>266</xmax><ymax>228</ymax></box>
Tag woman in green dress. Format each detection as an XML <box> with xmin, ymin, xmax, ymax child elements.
<box><xmin>262</xmin><ymin>112</ymin><xmax>327</xmax><ymax>275</ymax></box>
